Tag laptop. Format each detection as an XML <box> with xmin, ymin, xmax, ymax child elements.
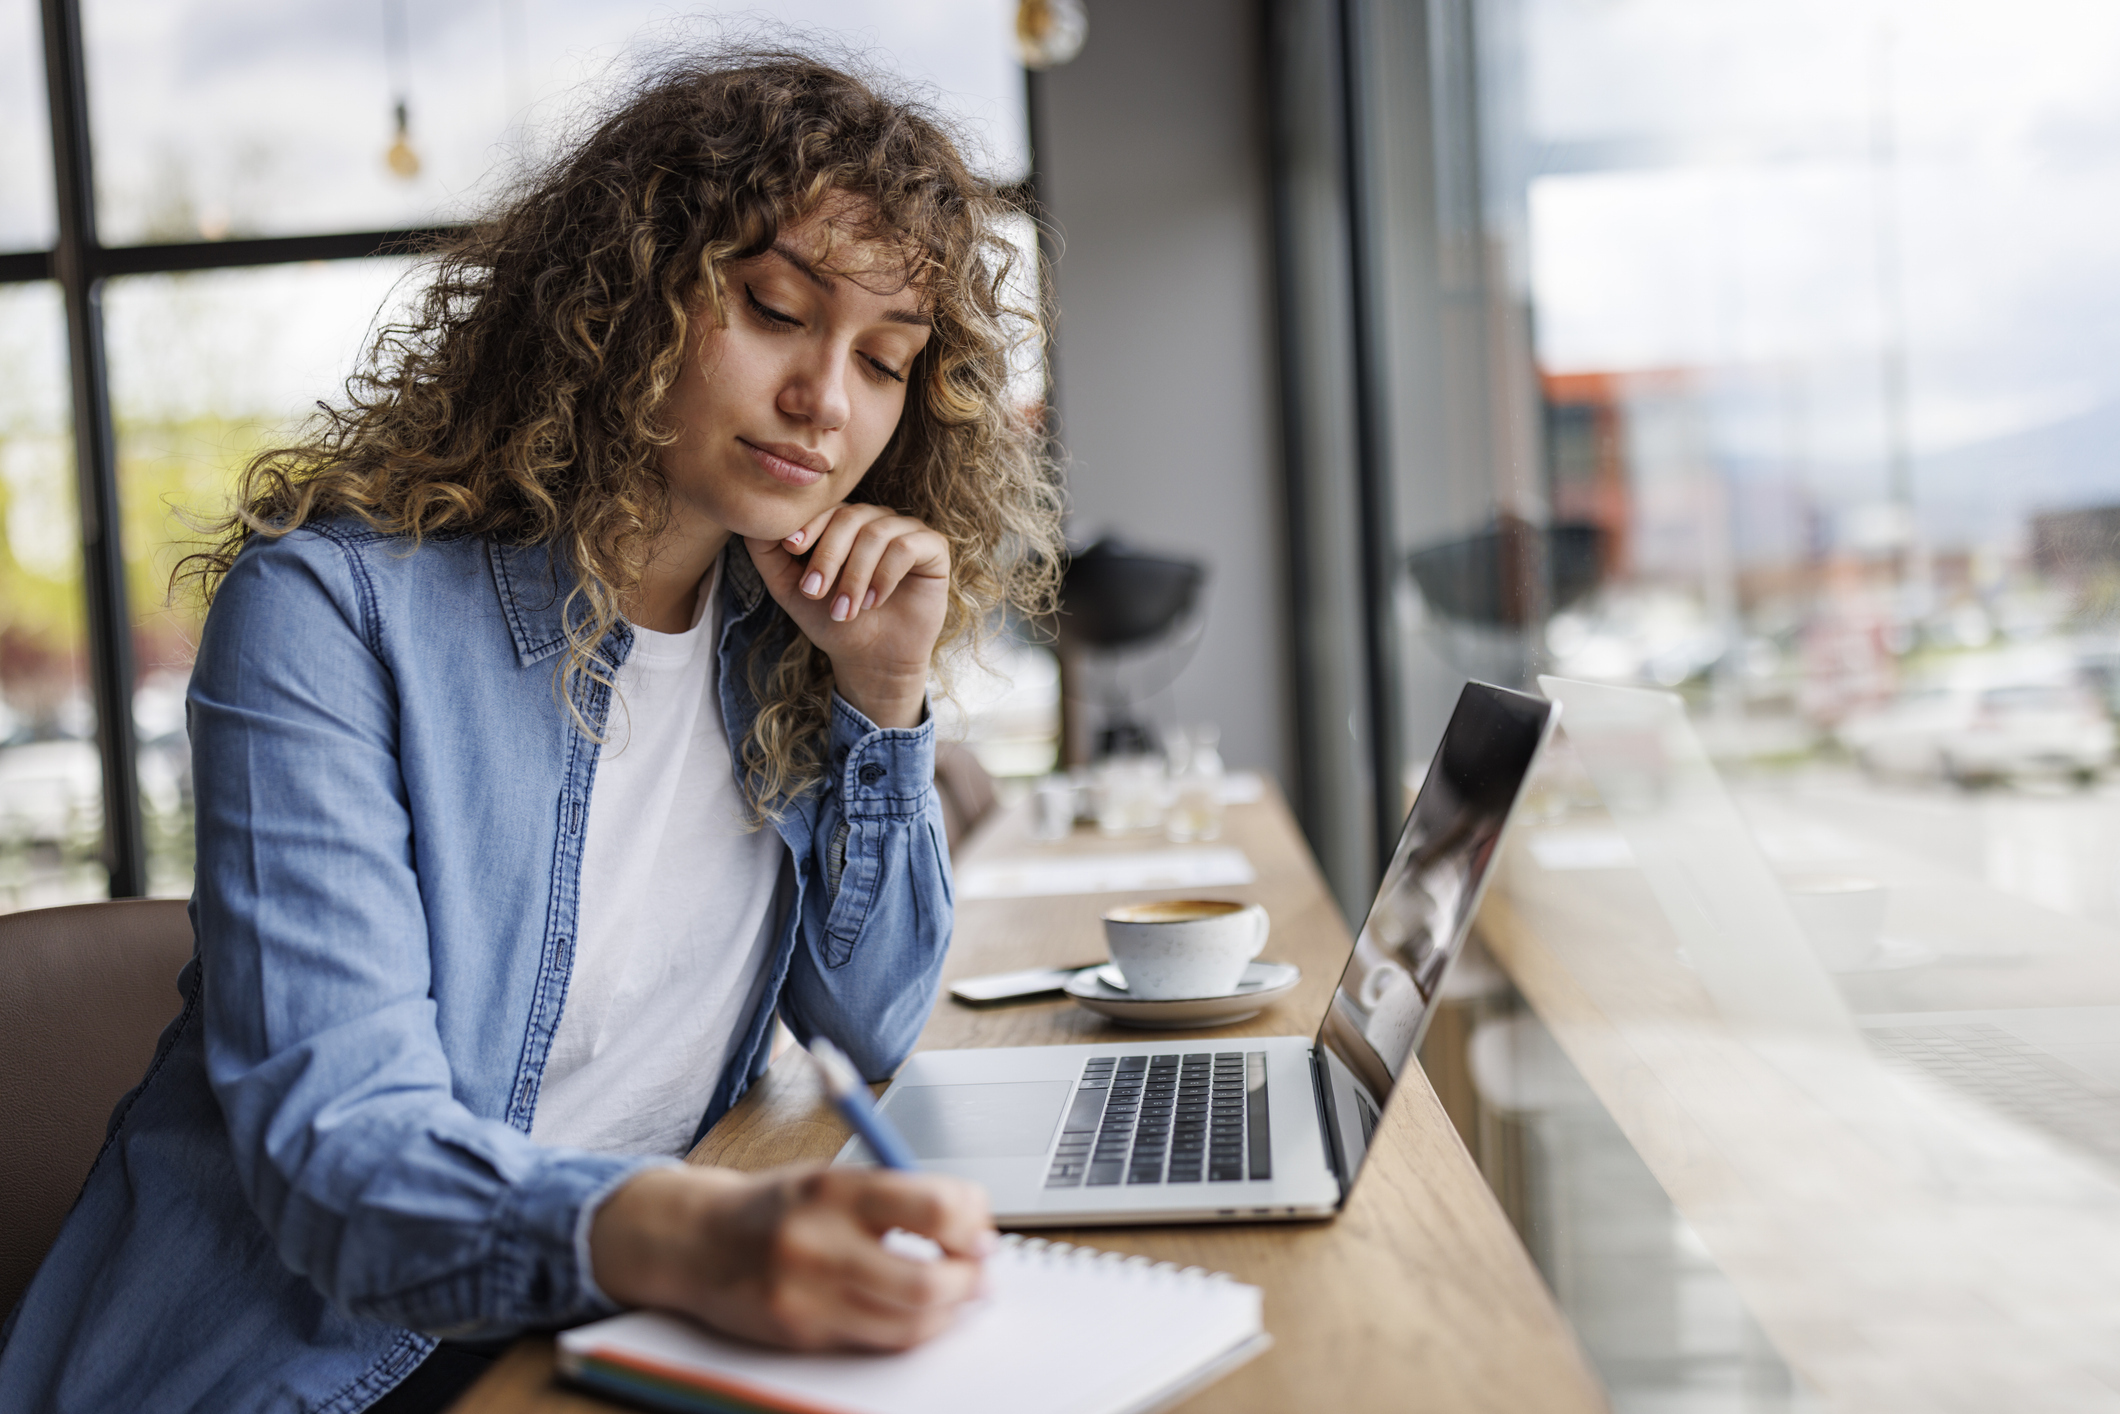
<box><xmin>837</xmin><ymin>681</ymin><xmax>1559</xmax><ymax>1226</ymax></box>
<box><xmin>1539</xmin><ymin>674</ymin><xmax>2120</xmax><ymax>1174</ymax></box>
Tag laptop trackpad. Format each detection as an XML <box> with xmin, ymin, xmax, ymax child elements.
<box><xmin>879</xmin><ymin>1082</ymin><xmax>1069</xmax><ymax>1160</ymax></box>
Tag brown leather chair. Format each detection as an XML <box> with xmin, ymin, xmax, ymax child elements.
<box><xmin>0</xmin><ymin>897</ymin><xmax>193</xmax><ymax>1315</ymax></box>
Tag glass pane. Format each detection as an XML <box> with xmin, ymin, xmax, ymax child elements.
<box><xmin>1420</xmin><ymin>981</ymin><xmax>1820</xmax><ymax>1412</ymax></box>
<box><xmin>0</xmin><ymin>0</ymin><xmax>56</xmax><ymax>252</ymax></box>
<box><xmin>0</xmin><ymin>282</ymin><xmax>101</xmax><ymax>911</ymax></box>
<box><xmin>105</xmin><ymin>258</ymin><xmax>418</xmax><ymax>896</ymax></box>
<box><xmin>82</xmin><ymin>0</ymin><xmax>1029</xmax><ymax>247</ymax></box>
<box><xmin>1501</xmin><ymin>0</ymin><xmax>2120</xmax><ymax>819</ymax></box>
<box><xmin>1442</xmin><ymin>0</ymin><xmax>2120</xmax><ymax>1401</ymax></box>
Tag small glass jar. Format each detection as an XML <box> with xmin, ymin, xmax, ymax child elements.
<box><xmin>1095</xmin><ymin>754</ymin><xmax>1166</xmax><ymax>835</ymax></box>
<box><xmin>1030</xmin><ymin>774</ymin><xmax>1076</xmax><ymax>841</ymax></box>
<box><xmin>1165</xmin><ymin>722</ymin><xmax>1225</xmax><ymax>843</ymax></box>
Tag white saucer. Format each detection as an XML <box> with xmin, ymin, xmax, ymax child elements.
<box><xmin>1063</xmin><ymin>961</ymin><xmax>1302</xmax><ymax>1029</ymax></box>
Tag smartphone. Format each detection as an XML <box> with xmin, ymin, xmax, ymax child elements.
<box><xmin>948</xmin><ymin>963</ymin><xmax>1102</xmax><ymax>1006</ymax></box>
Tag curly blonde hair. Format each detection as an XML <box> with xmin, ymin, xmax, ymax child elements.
<box><xmin>183</xmin><ymin>48</ymin><xmax>1064</xmax><ymax>811</ymax></box>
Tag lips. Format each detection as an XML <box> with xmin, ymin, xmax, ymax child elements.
<box><xmin>740</xmin><ymin>438</ymin><xmax>830</xmax><ymax>488</ymax></box>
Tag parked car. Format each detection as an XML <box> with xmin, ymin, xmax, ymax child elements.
<box><xmin>1838</xmin><ymin>680</ymin><xmax>2116</xmax><ymax>785</ymax></box>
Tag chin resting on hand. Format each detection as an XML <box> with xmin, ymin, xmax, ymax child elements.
<box><xmin>745</xmin><ymin>502</ymin><xmax>953</xmax><ymax>730</ymax></box>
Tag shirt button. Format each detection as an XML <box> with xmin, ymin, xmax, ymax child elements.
<box><xmin>859</xmin><ymin>763</ymin><xmax>887</xmax><ymax>786</ymax></box>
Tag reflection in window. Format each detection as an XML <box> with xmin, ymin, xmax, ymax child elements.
<box><xmin>104</xmin><ymin>259</ymin><xmax>418</xmax><ymax>896</ymax></box>
<box><xmin>0</xmin><ymin>283</ymin><xmax>101</xmax><ymax>911</ymax></box>
<box><xmin>82</xmin><ymin>0</ymin><xmax>1030</xmax><ymax>246</ymax></box>
<box><xmin>1443</xmin><ymin>996</ymin><xmax>1818</xmax><ymax>1412</ymax></box>
<box><xmin>1480</xmin><ymin>0</ymin><xmax>2120</xmax><ymax>820</ymax></box>
<box><xmin>0</xmin><ymin>0</ymin><xmax>54</xmax><ymax>252</ymax></box>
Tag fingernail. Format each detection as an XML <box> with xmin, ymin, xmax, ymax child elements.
<box><xmin>831</xmin><ymin>594</ymin><xmax>851</xmax><ymax>621</ymax></box>
<box><xmin>786</xmin><ymin>530</ymin><xmax>805</xmax><ymax>547</ymax></box>
<box><xmin>863</xmin><ymin>588</ymin><xmax>878</xmax><ymax>610</ymax></box>
<box><xmin>977</xmin><ymin>1231</ymin><xmax>1000</xmax><ymax>1256</ymax></box>
<box><xmin>802</xmin><ymin>571</ymin><xmax>824</xmax><ymax>597</ymax></box>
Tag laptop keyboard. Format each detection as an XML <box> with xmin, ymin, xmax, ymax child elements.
<box><xmin>1044</xmin><ymin>1051</ymin><xmax>1272</xmax><ymax>1188</ymax></box>
<box><xmin>1868</xmin><ymin>1022</ymin><xmax>2120</xmax><ymax>1171</ymax></box>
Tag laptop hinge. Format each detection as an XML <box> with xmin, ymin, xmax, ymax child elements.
<box><xmin>1309</xmin><ymin>1045</ymin><xmax>1351</xmax><ymax>1202</ymax></box>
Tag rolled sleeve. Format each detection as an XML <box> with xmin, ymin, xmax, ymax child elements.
<box><xmin>831</xmin><ymin>693</ymin><xmax>939</xmax><ymax>818</ymax></box>
<box><xmin>777</xmin><ymin>693</ymin><xmax>953</xmax><ymax>1080</ymax></box>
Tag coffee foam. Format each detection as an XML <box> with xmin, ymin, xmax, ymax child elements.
<box><xmin>1104</xmin><ymin>899</ymin><xmax>1245</xmax><ymax>924</ymax></box>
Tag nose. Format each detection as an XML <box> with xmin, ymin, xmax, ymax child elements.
<box><xmin>778</xmin><ymin>340</ymin><xmax>853</xmax><ymax>432</ymax></box>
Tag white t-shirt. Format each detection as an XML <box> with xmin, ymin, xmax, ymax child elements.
<box><xmin>530</xmin><ymin>563</ymin><xmax>786</xmax><ymax>1155</ymax></box>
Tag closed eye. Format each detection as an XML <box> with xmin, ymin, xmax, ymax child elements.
<box><xmin>745</xmin><ymin>285</ymin><xmax>800</xmax><ymax>328</ymax></box>
<box><xmin>863</xmin><ymin>353</ymin><xmax>907</xmax><ymax>385</ymax></box>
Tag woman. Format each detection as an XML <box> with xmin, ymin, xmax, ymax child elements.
<box><xmin>0</xmin><ymin>50</ymin><xmax>1062</xmax><ymax>1414</ymax></box>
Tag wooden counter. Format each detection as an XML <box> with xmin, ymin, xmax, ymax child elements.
<box><xmin>451</xmin><ymin>781</ymin><xmax>1605</xmax><ymax>1413</ymax></box>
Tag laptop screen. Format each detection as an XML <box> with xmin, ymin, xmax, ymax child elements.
<box><xmin>1312</xmin><ymin>681</ymin><xmax>1556</xmax><ymax>1184</ymax></box>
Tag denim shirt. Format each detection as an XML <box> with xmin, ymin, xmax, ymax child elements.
<box><xmin>0</xmin><ymin>523</ymin><xmax>952</xmax><ymax>1414</ymax></box>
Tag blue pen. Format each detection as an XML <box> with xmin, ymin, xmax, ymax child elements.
<box><xmin>809</xmin><ymin>1037</ymin><xmax>921</xmax><ymax>1171</ymax></box>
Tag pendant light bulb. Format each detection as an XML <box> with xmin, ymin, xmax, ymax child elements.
<box><xmin>386</xmin><ymin>100</ymin><xmax>421</xmax><ymax>180</ymax></box>
<box><xmin>1016</xmin><ymin>0</ymin><xmax>1088</xmax><ymax>70</ymax></box>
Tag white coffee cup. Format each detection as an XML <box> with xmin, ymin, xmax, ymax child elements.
<box><xmin>1102</xmin><ymin>899</ymin><xmax>1270</xmax><ymax>1000</ymax></box>
<box><xmin>1783</xmin><ymin>874</ymin><xmax>1888</xmax><ymax>972</ymax></box>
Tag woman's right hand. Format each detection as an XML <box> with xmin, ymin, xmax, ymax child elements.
<box><xmin>588</xmin><ymin>1164</ymin><xmax>995</xmax><ymax>1350</ymax></box>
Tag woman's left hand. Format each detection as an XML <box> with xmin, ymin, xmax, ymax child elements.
<box><xmin>746</xmin><ymin>503</ymin><xmax>951</xmax><ymax>729</ymax></box>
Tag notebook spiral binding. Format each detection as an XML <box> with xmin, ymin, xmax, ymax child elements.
<box><xmin>998</xmin><ymin>1231</ymin><xmax>1236</xmax><ymax>1284</ymax></box>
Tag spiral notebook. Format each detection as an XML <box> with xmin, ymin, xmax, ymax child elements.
<box><xmin>556</xmin><ymin>1234</ymin><xmax>1269</xmax><ymax>1414</ymax></box>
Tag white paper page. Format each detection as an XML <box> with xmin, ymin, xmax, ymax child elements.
<box><xmin>560</xmin><ymin>1241</ymin><xmax>1264</xmax><ymax>1414</ymax></box>
<box><xmin>957</xmin><ymin>847</ymin><xmax>1256</xmax><ymax>900</ymax></box>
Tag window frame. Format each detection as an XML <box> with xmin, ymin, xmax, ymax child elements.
<box><xmin>12</xmin><ymin>0</ymin><xmax>458</xmax><ymax>897</ymax></box>
<box><xmin>14</xmin><ymin>0</ymin><xmax>1043</xmax><ymax>901</ymax></box>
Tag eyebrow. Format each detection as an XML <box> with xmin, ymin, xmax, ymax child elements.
<box><xmin>768</xmin><ymin>243</ymin><xmax>932</xmax><ymax>328</ymax></box>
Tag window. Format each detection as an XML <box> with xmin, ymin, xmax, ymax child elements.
<box><xmin>103</xmin><ymin>259</ymin><xmax>422</xmax><ymax>893</ymax></box>
<box><xmin>1504</xmin><ymin>0</ymin><xmax>2120</xmax><ymax>917</ymax></box>
<box><xmin>0</xmin><ymin>0</ymin><xmax>54</xmax><ymax>253</ymax></box>
<box><xmin>81</xmin><ymin>1</ymin><xmax>1029</xmax><ymax>246</ymax></box>
<box><xmin>0</xmin><ymin>283</ymin><xmax>94</xmax><ymax>910</ymax></box>
<box><xmin>3</xmin><ymin>0</ymin><xmax>1033</xmax><ymax>909</ymax></box>
<box><xmin>1268</xmin><ymin>1</ymin><xmax>2120</xmax><ymax>1403</ymax></box>
<box><xmin>1275</xmin><ymin>0</ymin><xmax>2120</xmax><ymax>914</ymax></box>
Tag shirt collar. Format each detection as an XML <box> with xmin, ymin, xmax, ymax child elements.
<box><xmin>489</xmin><ymin>537</ymin><xmax>771</xmax><ymax>668</ymax></box>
